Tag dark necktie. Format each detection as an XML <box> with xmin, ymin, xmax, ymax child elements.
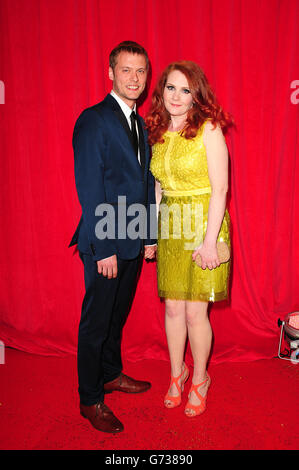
<box><xmin>130</xmin><ymin>111</ymin><xmax>139</xmax><ymax>158</ymax></box>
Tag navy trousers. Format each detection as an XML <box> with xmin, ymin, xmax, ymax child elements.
<box><xmin>78</xmin><ymin>252</ymin><xmax>142</xmax><ymax>405</ymax></box>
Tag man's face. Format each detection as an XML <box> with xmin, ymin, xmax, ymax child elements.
<box><xmin>109</xmin><ymin>51</ymin><xmax>148</xmax><ymax>108</ymax></box>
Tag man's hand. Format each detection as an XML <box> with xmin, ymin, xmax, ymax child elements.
<box><xmin>144</xmin><ymin>245</ymin><xmax>157</xmax><ymax>260</ymax></box>
<box><xmin>97</xmin><ymin>255</ymin><xmax>117</xmax><ymax>279</ymax></box>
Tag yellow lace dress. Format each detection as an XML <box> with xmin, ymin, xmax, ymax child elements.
<box><xmin>150</xmin><ymin>121</ymin><xmax>230</xmax><ymax>302</ymax></box>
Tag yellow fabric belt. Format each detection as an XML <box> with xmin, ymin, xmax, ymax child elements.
<box><xmin>163</xmin><ymin>187</ymin><xmax>212</xmax><ymax>197</ymax></box>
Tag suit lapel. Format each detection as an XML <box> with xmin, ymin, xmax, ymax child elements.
<box><xmin>104</xmin><ymin>95</ymin><xmax>139</xmax><ymax>159</ymax></box>
<box><xmin>136</xmin><ymin>115</ymin><xmax>146</xmax><ymax>178</ymax></box>
<box><xmin>103</xmin><ymin>94</ymin><xmax>147</xmax><ymax>179</ymax></box>
<box><xmin>113</xmin><ymin>105</ymin><xmax>137</xmax><ymax>152</ymax></box>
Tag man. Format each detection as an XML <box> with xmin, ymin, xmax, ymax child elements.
<box><xmin>69</xmin><ymin>41</ymin><xmax>156</xmax><ymax>433</ymax></box>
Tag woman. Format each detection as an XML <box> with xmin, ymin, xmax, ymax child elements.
<box><xmin>146</xmin><ymin>61</ymin><xmax>233</xmax><ymax>417</ymax></box>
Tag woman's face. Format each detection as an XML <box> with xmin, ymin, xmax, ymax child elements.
<box><xmin>163</xmin><ymin>70</ymin><xmax>193</xmax><ymax>119</ymax></box>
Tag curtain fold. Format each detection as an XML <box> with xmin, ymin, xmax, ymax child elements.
<box><xmin>0</xmin><ymin>0</ymin><xmax>298</xmax><ymax>363</ymax></box>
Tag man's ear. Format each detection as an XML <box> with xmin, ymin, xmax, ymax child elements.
<box><xmin>108</xmin><ymin>67</ymin><xmax>114</xmax><ymax>81</ymax></box>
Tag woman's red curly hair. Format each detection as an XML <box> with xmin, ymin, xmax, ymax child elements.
<box><xmin>145</xmin><ymin>61</ymin><xmax>233</xmax><ymax>146</ymax></box>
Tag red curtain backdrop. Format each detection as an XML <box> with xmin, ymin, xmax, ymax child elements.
<box><xmin>0</xmin><ymin>0</ymin><xmax>299</xmax><ymax>364</ymax></box>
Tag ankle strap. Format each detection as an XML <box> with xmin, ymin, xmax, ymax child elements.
<box><xmin>170</xmin><ymin>363</ymin><xmax>188</xmax><ymax>392</ymax></box>
<box><xmin>189</xmin><ymin>376</ymin><xmax>209</xmax><ymax>401</ymax></box>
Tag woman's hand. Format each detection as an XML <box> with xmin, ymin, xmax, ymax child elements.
<box><xmin>192</xmin><ymin>242</ymin><xmax>220</xmax><ymax>270</ymax></box>
<box><xmin>144</xmin><ymin>245</ymin><xmax>157</xmax><ymax>260</ymax></box>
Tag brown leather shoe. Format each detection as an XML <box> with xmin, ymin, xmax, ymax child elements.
<box><xmin>80</xmin><ymin>402</ymin><xmax>124</xmax><ymax>433</ymax></box>
<box><xmin>104</xmin><ymin>373</ymin><xmax>151</xmax><ymax>394</ymax></box>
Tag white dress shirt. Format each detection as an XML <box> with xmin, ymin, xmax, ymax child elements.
<box><xmin>110</xmin><ymin>90</ymin><xmax>140</xmax><ymax>164</ymax></box>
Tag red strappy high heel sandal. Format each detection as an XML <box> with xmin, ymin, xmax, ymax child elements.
<box><xmin>164</xmin><ymin>363</ymin><xmax>189</xmax><ymax>408</ymax></box>
<box><xmin>184</xmin><ymin>373</ymin><xmax>211</xmax><ymax>417</ymax></box>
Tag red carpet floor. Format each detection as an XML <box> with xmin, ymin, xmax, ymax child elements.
<box><xmin>0</xmin><ymin>348</ymin><xmax>298</xmax><ymax>450</ymax></box>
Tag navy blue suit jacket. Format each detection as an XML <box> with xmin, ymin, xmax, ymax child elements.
<box><xmin>69</xmin><ymin>94</ymin><xmax>157</xmax><ymax>261</ymax></box>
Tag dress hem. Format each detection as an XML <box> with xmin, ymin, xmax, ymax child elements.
<box><xmin>158</xmin><ymin>290</ymin><xmax>228</xmax><ymax>303</ymax></box>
